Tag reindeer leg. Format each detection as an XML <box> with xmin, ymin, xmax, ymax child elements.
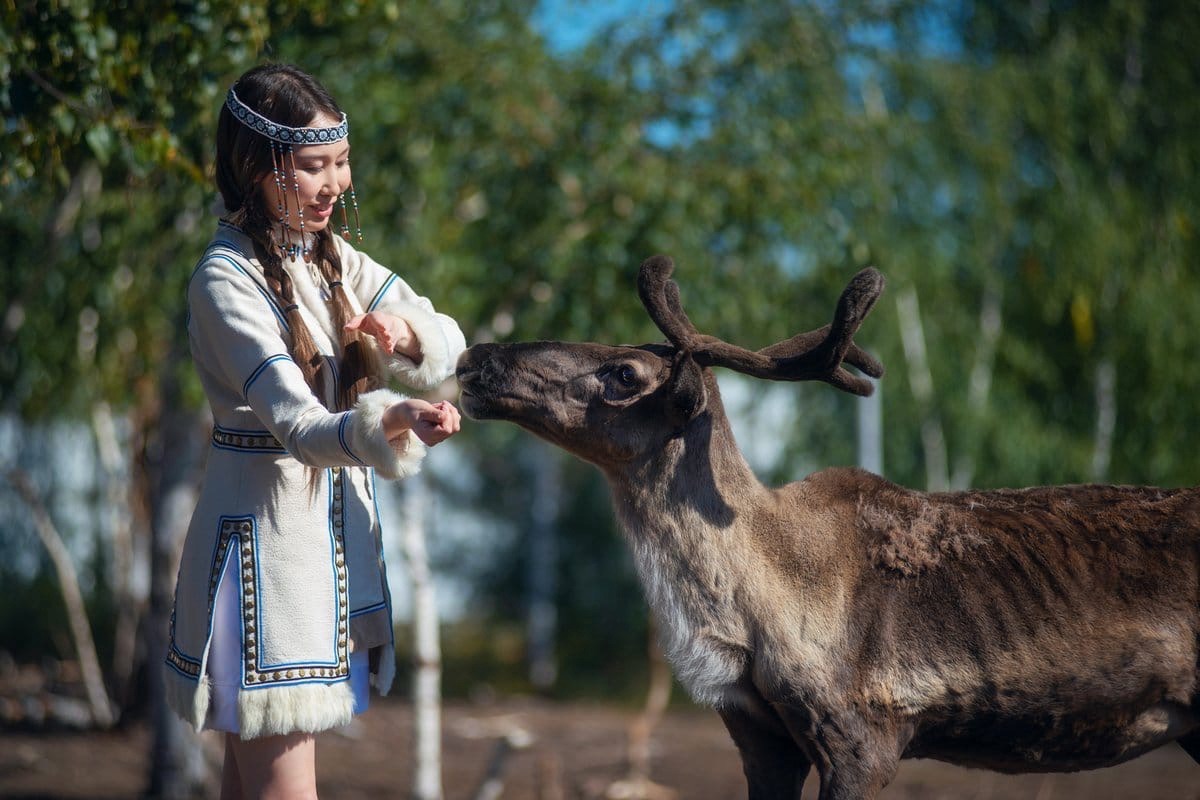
<box><xmin>1179</xmin><ymin>731</ymin><xmax>1200</xmax><ymax>763</ymax></box>
<box><xmin>816</xmin><ymin>721</ymin><xmax>904</xmax><ymax>800</ymax></box>
<box><xmin>772</xmin><ymin>705</ymin><xmax>903</xmax><ymax>800</ymax></box>
<box><xmin>717</xmin><ymin>704</ymin><xmax>810</xmax><ymax>800</ymax></box>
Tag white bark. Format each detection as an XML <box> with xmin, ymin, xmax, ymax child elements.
<box><xmin>6</xmin><ymin>469</ymin><xmax>114</xmax><ymax>728</ymax></box>
<box><xmin>91</xmin><ymin>402</ymin><xmax>146</xmax><ymax>709</ymax></box>
<box><xmin>951</xmin><ymin>280</ymin><xmax>1003</xmax><ymax>490</ymax></box>
<box><xmin>895</xmin><ymin>286</ymin><xmax>949</xmax><ymax>491</ymax></box>
<box><xmin>1090</xmin><ymin>359</ymin><xmax>1117</xmax><ymax>482</ymax></box>
<box><xmin>402</xmin><ymin>472</ymin><xmax>443</xmax><ymax>800</ymax></box>
<box><xmin>856</xmin><ymin>387</ymin><xmax>883</xmax><ymax>475</ymax></box>
<box><xmin>527</xmin><ymin>441</ymin><xmax>561</xmax><ymax>690</ymax></box>
<box><xmin>145</xmin><ymin>398</ymin><xmax>211</xmax><ymax>798</ymax></box>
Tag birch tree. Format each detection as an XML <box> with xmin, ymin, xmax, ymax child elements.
<box><xmin>401</xmin><ymin>473</ymin><xmax>443</xmax><ymax>800</ymax></box>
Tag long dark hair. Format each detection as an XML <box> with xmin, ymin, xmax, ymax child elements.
<box><xmin>216</xmin><ymin>63</ymin><xmax>381</xmax><ymax>412</ymax></box>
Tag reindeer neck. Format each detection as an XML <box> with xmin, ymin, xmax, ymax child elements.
<box><xmin>602</xmin><ymin>391</ymin><xmax>770</xmax><ymax>704</ymax></box>
<box><xmin>606</xmin><ymin>383</ymin><xmax>766</xmax><ymax>544</ymax></box>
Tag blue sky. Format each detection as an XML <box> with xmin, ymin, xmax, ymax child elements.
<box><xmin>532</xmin><ymin>0</ymin><xmax>669</xmax><ymax>53</ymax></box>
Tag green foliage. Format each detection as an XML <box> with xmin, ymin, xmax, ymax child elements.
<box><xmin>2</xmin><ymin>1</ymin><xmax>270</xmax><ymax>415</ymax></box>
<box><xmin>4</xmin><ymin>0</ymin><xmax>1200</xmax><ymax>699</ymax></box>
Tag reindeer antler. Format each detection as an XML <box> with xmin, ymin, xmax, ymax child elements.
<box><xmin>637</xmin><ymin>255</ymin><xmax>885</xmax><ymax>396</ymax></box>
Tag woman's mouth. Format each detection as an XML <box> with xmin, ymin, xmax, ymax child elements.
<box><xmin>311</xmin><ymin>204</ymin><xmax>334</xmax><ymax>220</ymax></box>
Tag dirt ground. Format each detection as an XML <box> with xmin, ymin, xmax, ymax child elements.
<box><xmin>1</xmin><ymin>696</ymin><xmax>1197</xmax><ymax>799</ymax></box>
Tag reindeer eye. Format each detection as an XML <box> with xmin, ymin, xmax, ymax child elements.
<box><xmin>614</xmin><ymin>365</ymin><xmax>637</xmax><ymax>386</ymax></box>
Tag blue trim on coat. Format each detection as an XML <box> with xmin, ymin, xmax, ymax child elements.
<box><xmin>370</xmin><ymin>469</ymin><xmax>397</xmax><ymax>654</ymax></box>
<box><xmin>367</xmin><ymin>274</ymin><xmax>397</xmax><ymax>312</ymax></box>
<box><xmin>211</xmin><ymin>533</ymin><xmax>241</xmax><ymax>683</ymax></box>
<box><xmin>243</xmin><ymin>354</ymin><xmax>291</xmax><ymax>399</ymax></box>
<box><xmin>350</xmin><ymin>600</ymin><xmax>388</xmax><ymax>618</ymax></box>
<box><xmin>190</xmin><ymin>249</ymin><xmax>290</xmax><ymax>331</ymax></box>
<box><xmin>337</xmin><ymin>412</ymin><xmax>366</xmax><ymax>466</ymax></box>
<box><xmin>165</xmin><ymin>658</ymin><xmax>200</xmax><ymax>681</ymax></box>
<box><xmin>327</xmin><ymin>467</ymin><xmax>342</xmax><ymax>665</ymax></box>
<box><xmin>211</xmin><ymin>425</ymin><xmax>288</xmax><ymax>454</ymax></box>
<box><xmin>167</xmin><ymin>605</ymin><xmax>201</xmax><ymax>668</ymax></box>
<box><xmin>209</xmin><ymin>515</ymin><xmax>254</xmax><ymax>684</ymax></box>
<box><xmin>244</xmin><ymin>474</ymin><xmax>340</xmax><ymax>672</ymax></box>
<box><xmin>242</xmin><ymin>674</ymin><xmax>349</xmax><ymax>690</ymax></box>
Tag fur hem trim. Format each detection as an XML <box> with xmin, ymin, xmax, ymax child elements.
<box><xmin>380</xmin><ymin>300</ymin><xmax>454</xmax><ymax>390</ymax></box>
<box><xmin>238</xmin><ymin>680</ymin><xmax>356</xmax><ymax>739</ymax></box>
<box><xmin>372</xmin><ymin>642</ymin><xmax>396</xmax><ymax>696</ymax></box>
<box><xmin>350</xmin><ymin>389</ymin><xmax>427</xmax><ymax>480</ymax></box>
<box><xmin>163</xmin><ymin>663</ymin><xmax>210</xmax><ymax>733</ymax></box>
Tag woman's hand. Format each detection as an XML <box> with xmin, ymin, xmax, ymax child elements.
<box><xmin>382</xmin><ymin>399</ymin><xmax>462</xmax><ymax>447</ymax></box>
<box><xmin>346</xmin><ymin>311</ymin><xmax>421</xmax><ymax>362</ymax></box>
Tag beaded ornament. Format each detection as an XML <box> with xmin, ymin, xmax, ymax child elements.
<box><xmin>225</xmin><ymin>86</ymin><xmax>363</xmax><ymax>257</ymax></box>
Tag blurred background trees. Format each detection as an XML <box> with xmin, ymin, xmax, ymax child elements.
<box><xmin>2</xmin><ymin>0</ymin><xmax>1198</xmax><ymax>783</ymax></box>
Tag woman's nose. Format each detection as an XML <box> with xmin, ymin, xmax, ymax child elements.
<box><xmin>322</xmin><ymin>168</ymin><xmax>340</xmax><ymax>195</ymax></box>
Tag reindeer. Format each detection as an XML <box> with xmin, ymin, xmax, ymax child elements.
<box><xmin>455</xmin><ymin>256</ymin><xmax>1200</xmax><ymax>799</ymax></box>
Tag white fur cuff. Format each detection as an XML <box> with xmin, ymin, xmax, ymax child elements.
<box><xmin>350</xmin><ymin>389</ymin><xmax>427</xmax><ymax>480</ymax></box>
<box><xmin>383</xmin><ymin>300</ymin><xmax>454</xmax><ymax>390</ymax></box>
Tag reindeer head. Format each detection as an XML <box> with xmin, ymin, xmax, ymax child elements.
<box><xmin>456</xmin><ymin>256</ymin><xmax>885</xmax><ymax>469</ymax></box>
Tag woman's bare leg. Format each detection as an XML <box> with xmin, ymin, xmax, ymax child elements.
<box><xmin>226</xmin><ymin>731</ymin><xmax>318</xmax><ymax>800</ymax></box>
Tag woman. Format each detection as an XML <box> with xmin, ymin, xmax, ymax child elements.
<box><xmin>164</xmin><ymin>63</ymin><xmax>465</xmax><ymax>798</ymax></box>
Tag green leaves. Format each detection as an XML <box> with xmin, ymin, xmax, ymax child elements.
<box><xmin>5</xmin><ymin>0</ymin><xmax>1200</xmax><ymax>482</ymax></box>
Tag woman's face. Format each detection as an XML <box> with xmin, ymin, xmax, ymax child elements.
<box><xmin>259</xmin><ymin>112</ymin><xmax>352</xmax><ymax>234</ymax></box>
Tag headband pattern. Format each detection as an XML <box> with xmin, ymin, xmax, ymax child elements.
<box><xmin>226</xmin><ymin>87</ymin><xmax>349</xmax><ymax>145</ymax></box>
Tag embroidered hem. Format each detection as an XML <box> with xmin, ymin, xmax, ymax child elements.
<box><xmin>163</xmin><ymin>663</ymin><xmax>358</xmax><ymax>739</ymax></box>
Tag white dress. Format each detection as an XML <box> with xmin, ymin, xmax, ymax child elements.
<box><xmin>164</xmin><ymin>220</ymin><xmax>465</xmax><ymax>739</ymax></box>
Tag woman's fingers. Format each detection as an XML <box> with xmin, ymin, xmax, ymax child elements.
<box><xmin>384</xmin><ymin>400</ymin><xmax>462</xmax><ymax>447</ymax></box>
<box><xmin>416</xmin><ymin>408</ymin><xmax>447</xmax><ymax>426</ymax></box>
<box><xmin>345</xmin><ymin>313</ymin><xmax>393</xmax><ymax>351</ymax></box>
<box><xmin>411</xmin><ymin>402</ymin><xmax>464</xmax><ymax>446</ymax></box>
<box><xmin>434</xmin><ymin>401</ymin><xmax>461</xmax><ymax>433</ymax></box>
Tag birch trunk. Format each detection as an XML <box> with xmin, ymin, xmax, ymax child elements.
<box><xmin>91</xmin><ymin>401</ymin><xmax>146</xmax><ymax>711</ymax></box>
<box><xmin>1090</xmin><ymin>359</ymin><xmax>1117</xmax><ymax>482</ymax></box>
<box><xmin>402</xmin><ymin>472</ymin><xmax>443</xmax><ymax>800</ymax></box>
<box><xmin>145</xmin><ymin>326</ymin><xmax>211</xmax><ymax>798</ymax></box>
<box><xmin>951</xmin><ymin>280</ymin><xmax>1003</xmax><ymax>490</ymax></box>
<box><xmin>856</xmin><ymin>387</ymin><xmax>883</xmax><ymax>475</ymax></box>
<box><xmin>895</xmin><ymin>286</ymin><xmax>949</xmax><ymax>491</ymax></box>
<box><xmin>6</xmin><ymin>469</ymin><xmax>114</xmax><ymax>728</ymax></box>
<box><xmin>527</xmin><ymin>441</ymin><xmax>560</xmax><ymax>691</ymax></box>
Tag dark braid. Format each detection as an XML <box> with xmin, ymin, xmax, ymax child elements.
<box><xmin>311</xmin><ymin>228</ymin><xmax>383</xmax><ymax>410</ymax></box>
<box><xmin>216</xmin><ymin>64</ymin><xmax>385</xmax><ymax>413</ymax></box>
<box><xmin>230</xmin><ymin>201</ymin><xmax>329</xmax><ymax>405</ymax></box>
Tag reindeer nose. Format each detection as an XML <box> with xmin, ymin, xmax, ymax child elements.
<box><xmin>456</xmin><ymin>343</ymin><xmax>505</xmax><ymax>387</ymax></box>
<box><xmin>455</xmin><ymin>349</ymin><xmax>477</xmax><ymax>378</ymax></box>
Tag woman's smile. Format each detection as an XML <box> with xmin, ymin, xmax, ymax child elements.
<box><xmin>258</xmin><ymin>112</ymin><xmax>351</xmax><ymax>233</ymax></box>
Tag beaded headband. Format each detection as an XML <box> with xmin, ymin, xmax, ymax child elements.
<box><xmin>224</xmin><ymin>83</ymin><xmax>362</xmax><ymax>256</ymax></box>
<box><xmin>225</xmin><ymin>87</ymin><xmax>349</xmax><ymax>144</ymax></box>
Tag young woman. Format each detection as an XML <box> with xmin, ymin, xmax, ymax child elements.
<box><xmin>164</xmin><ymin>63</ymin><xmax>465</xmax><ymax>798</ymax></box>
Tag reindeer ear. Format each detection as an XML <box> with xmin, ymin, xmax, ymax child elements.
<box><xmin>664</xmin><ymin>351</ymin><xmax>707</xmax><ymax>427</ymax></box>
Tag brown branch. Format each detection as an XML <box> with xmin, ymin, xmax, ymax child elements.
<box><xmin>605</xmin><ymin>624</ymin><xmax>677</xmax><ymax>800</ymax></box>
<box><xmin>6</xmin><ymin>469</ymin><xmax>115</xmax><ymax>728</ymax></box>
<box><xmin>22</xmin><ymin>68</ymin><xmax>94</xmax><ymax>115</ymax></box>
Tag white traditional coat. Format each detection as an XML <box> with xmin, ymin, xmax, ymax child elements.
<box><xmin>165</xmin><ymin>220</ymin><xmax>465</xmax><ymax>738</ymax></box>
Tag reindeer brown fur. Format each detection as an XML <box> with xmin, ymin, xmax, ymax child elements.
<box><xmin>455</xmin><ymin>256</ymin><xmax>1200</xmax><ymax>799</ymax></box>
